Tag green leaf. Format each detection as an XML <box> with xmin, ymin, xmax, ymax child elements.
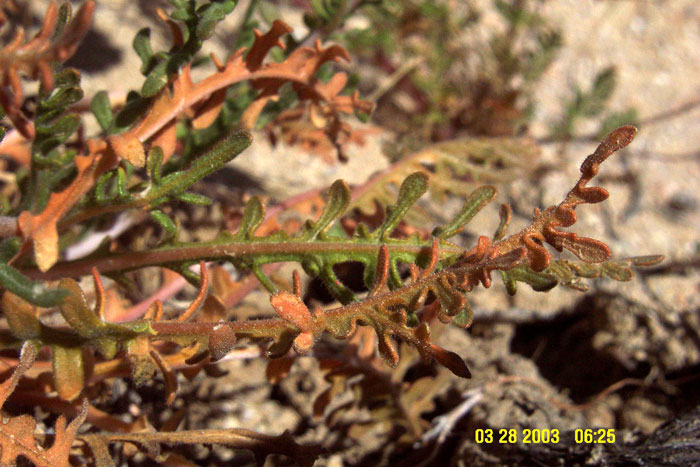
<box><xmin>95</xmin><ymin>171</ymin><xmax>116</xmax><ymax>203</ymax></box>
<box><xmin>116</xmin><ymin>167</ymin><xmax>130</xmax><ymax>199</ymax></box>
<box><xmin>133</xmin><ymin>28</ymin><xmax>154</xmax><ymax>74</ymax></box>
<box><xmin>51</xmin><ymin>2</ymin><xmax>71</xmax><ymax>41</ymax></box>
<box><xmin>235</xmin><ymin>196</ymin><xmax>265</xmax><ymax>240</ymax></box>
<box><xmin>499</xmin><ymin>270</ymin><xmax>517</xmax><ymax>296</ymax></box>
<box><xmin>303</xmin><ymin>12</ymin><xmax>321</xmax><ymax>30</ymax></box>
<box><xmin>195</xmin><ymin>2</ymin><xmax>236</xmax><ymax>40</ymax></box>
<box><xmin>38</xmin><ymin>90</ymin><xmax>83</xmax><ymax>121</ymax></box>
<box><xmin>311</xmin><ymin>0</ymin><xmax>329</xmax><ymax>19</ymax></box>
<box><xmin>170</xmin><ymin>1</ymin><xmax>196</xmax><ymax>22</ymax></box>
<box><xmin>150</xmin><ymin>210</ymin><xmax>178</xmax><ymax>239</ymax></box>
<box><xmin>54</xmin><ymin>68</ymin><xmax>81</xmax><ymax>88</ymax></box>
<box><xmin>591</xmin><ymin>68</ymin><xmax>616</xmax><ymax>100</ymax></box>
<box><xmin>177</xmin><ymin>192</ymin><xmax>212</xmax><ymax>205</ymax></box>
<box><xmin>2</xmin><ymin>291</ymin><xmax>42</xmax><ymax>339</ymax></box>
<box><xmin>602</xmin><ymin>262</ymin><xmax>633</xmax><ymax>281</ymax></box>
<box><xmin>579</xmin><ymin>67</ymin><xmax>616</xmax><ymax>117</ymax></box>
<box><xmin>35</xmin><ymin>114</ymin><xmax>81</xmax><ymax>151</ymax></box>
<box><xmin>148</xmin><ymin>130</ymin><xmax>252</xmax><ymax>201</ymax></box>
<box><xmin>147</xmin><ymin>146</ymin><xmax>164</xmax><ymax>185</ymax></box>
<box><xmin>451</xmin><ymin>302</ymin><xmax>474</xmax><ymax>329</ymax></box>
<box><xmin>377</xmin><ymin>172</ymin><xmax>428</xmax><ymax>240</ymax></box>
<box><xmin>58</xmin><ymin>278</ymin><xmax>106</xmax><ymax>338</ymax></box>
<box><xmin>258</xmin><ymin>1</ymin><xmax>281</xmax><ymax>23</ymax></box>
<box><xmin>493</xmin><ymin>204</ymin><xmax>511</xmax><ymax>241</ymax></box>
<box><xmin>305</xmin><ymin>180</ymin><xmax>350</xmax><ymax>239</ymax></box>
<box><xmin>310</xmin><ymin>0</ymin><xmax>345</xmax><ymax>23</ymax></box>
<box><xmin>141</xmin><ymin>61</ymin><xmax>169</xmax><ymax>97</ymax></box>
<box><xmin>51</xmin><ymin>345</ymin><xmax>84</xmax><ymax>400</ymax></box>
<box><xmin>354</xmin><ymin>109</ymin><xmax>370</xmax><ymax>123</ymax></box>
<box><xmin>501</xmin><ymin>265</ymin><xmax>557</xmax><ymax>294</ymax></box>
<box><xmin>41</xmin><ymin>85</ymin><xmax>83</xmax><ymax>114</ymax></box>
<box><xmin>317</xmin><ymin>261</ymin><xmax>356</xmax><ymax>304</ymax></box>
<box><xmin>90</xmin><ymin>91</ymin><xmax>114</xmax><ymax>131</ymax></box>
<box><xmin>433</xmin><ymin>185</ymin><xmax>496</xmax><ymax>239</ymax></box>
<box><xmin>0</xmin><ymin>238</ymin><xmax>20</xmax><ymax>262</ymax></box>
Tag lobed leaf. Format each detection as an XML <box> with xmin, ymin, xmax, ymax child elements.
<box><xmin>0</xmin><ymin>343</ymin><xmax>88</xmax><ymax>467</ymax></box>
<box><xmin>0</xmin><ymin>0</ymin><xmax>95</xmax><ymax>138</ymax></box>
<box><xmin>377</xmin><ymin>172</ymin><xmax>428</xmax><ymax>240</ymax></box>
<box><xmin>304</xmin><ymin>180</ymin><xmax>351</xmax><ymax>240</ymax></box>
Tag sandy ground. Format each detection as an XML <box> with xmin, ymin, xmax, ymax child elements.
<box><xmin>16</xmin><ymin>0</ymin><xmax>700</xmax><ymax>464</ymax></box>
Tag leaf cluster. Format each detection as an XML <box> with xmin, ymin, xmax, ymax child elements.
<box><xmin>0</xmin><ymin>343</ymin><xmax>321</xmax><ymax>466</ymax></box>
<box><xmin>335</xmin><ymin>0</ymin><xmax>562</xmax><ymax>138</ymax></box>
<box><xmin>5</xmin><ymin>127</ymin><xmax>657</xmax><ymax>384</ymax></box>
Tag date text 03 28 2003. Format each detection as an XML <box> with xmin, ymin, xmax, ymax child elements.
<box><xmin>474</xmin><ymin>428</ymin><xmax>616</xmax><ymax>444</ymax></box>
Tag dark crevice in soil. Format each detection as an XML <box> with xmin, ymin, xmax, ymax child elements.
<box><xmin>664</xmin><ymin>362</ymin><xmax>700</xmax><ymax>414</ymax></box>
<box><xmin>510</xmin><ymin>295</ymin><xmax>648</xmax><ymax>403</ymax></box>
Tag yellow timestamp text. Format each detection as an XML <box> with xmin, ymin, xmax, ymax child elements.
<box><xmin>474</xmin><ymin>428</ymin><xmax>560</xmax><ymax>444</ymax></box>
<box><xmin>574</xmin><ymin>428</ymin><xmax>615</xmax><ymax>443</ymax></box>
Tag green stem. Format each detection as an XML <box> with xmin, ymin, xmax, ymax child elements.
<box><xmin>26</xmin><ymin>239</ymin><xmax>464</xmax><ymax>280</ymax></box>
<box><xmin>59</xmin><ymin>130</ymin><xmax>252</xmax><ymax>230</ymax></box>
